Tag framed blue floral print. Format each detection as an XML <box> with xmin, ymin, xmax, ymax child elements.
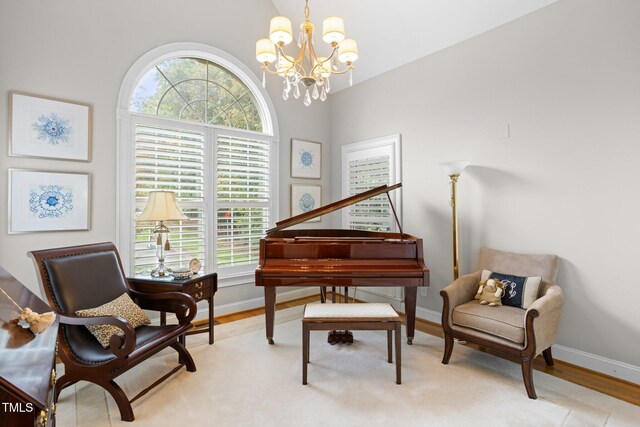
<box><xmin>9</xmin><ymin>92</ymin><xmax>91</xmax><ymax>161</ymax></box>
<box><xmin>8</xmin><ymin>169</ymin><xmax>90</xmax><ymax>233</ymax></box>
<box><xmin>291</xmin><ymin>139</ymin><xmax>321</xmax><ymax>179</ymax></box>
<box><xmin>291</xmin><ymin>184</ymin><xmax>321</xmax><ymax>222</ymax></box>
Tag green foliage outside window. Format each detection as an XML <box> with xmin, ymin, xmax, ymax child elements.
<box><xmin>132</xmin><ymin>58</ymin><xmax>263</xmax><ymax>132</ymax></box>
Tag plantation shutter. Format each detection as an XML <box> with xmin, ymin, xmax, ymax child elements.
<box><xmin>346</xmin><ymin>155</ymin><xmax>392</xmax><ymax>231</ymax></box>
<box><xmin>216</xmin><ymin>133</ymin><xmax>270</xmax><ymax>269</ymax></box>
<box><xmin>134</xmin><ymin>124</ymin><xmax>206</xmax><ymax>274</ymax></box>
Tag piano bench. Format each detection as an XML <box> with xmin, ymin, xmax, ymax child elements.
<box><xmin>302</xmin><ymin>303</ymin><xmax>402</xmax><ymax>385</ymax></box>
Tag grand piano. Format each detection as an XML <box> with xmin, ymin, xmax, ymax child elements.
<box><xmin>255</xmin><ymin>183</ymin><xmax>429</xmax><ymax>344</ymax></box>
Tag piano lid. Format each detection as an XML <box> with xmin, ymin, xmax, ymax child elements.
<box><xmin>267</xmin><ymin>183</ymin><xmax>402</xmax><ymax>234</ymax></box>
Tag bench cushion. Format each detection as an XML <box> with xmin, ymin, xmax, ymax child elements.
<box><xmin>304</xmin><ymin>303</ymin><xmax>400</xmax><ymax>319</ymax></box>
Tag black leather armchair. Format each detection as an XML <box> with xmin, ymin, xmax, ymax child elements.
<box><xmin>29</xmin><ymin>242</ymin><xmax>197</xmax><ymax>422</ymax></box>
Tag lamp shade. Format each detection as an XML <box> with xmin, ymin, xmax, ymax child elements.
<box><xmin>256</xmin><ymin>38</ymin><xmax>276</xmax><ymax>63</ymax></box>
<box><xmin>314</xmin><ymin>56</ymin><xmax>331</xmax><ymax>78</ymax></box>
<box><xmin>338</xmin><ymin>39</ymin><xmax>358</xmax><ymax>63</ymax></box>
<box><xmin>269</xmin><ymin>16</ymin><xmax>293</xmax><ymax>45</ymax></box>
<box><xmin>322</xmin><ymin>16</ymin><xmax>345</xmax><ymax>44</ymax></box>
<box><xmin>136</xmin><ymin>191</ymin><xmax>188</xmax><ymax>222</ymax></box>
<box><xmin>439</xmin><ymin>160</ymin><xmax>471</xmax><ymax>176</ymax></box>
<box><xmin>276</xmin><ymin>55</ymin><xmax>296</xmax><ymax>76</ymax></box>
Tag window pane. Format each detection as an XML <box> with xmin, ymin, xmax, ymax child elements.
<box><xmin>134</xmin><ymin>124</ymin><xmax>206</xmax><ymax>274</ymax></box>
<box><xmin>217</xmin><ymin>135</ymin><xmax>270</xmax><ymax>202</ymax></box>
<box><xmin>131</xmin><ymin>57</ymin><xmax>263</xmax><ymax>132</ymax></box>
<box><xmin>216</xmin><ymin>133</ymin><xmax>270</xmax><ymax>268</ymax></box>
<box><xmin>216</xmin><ymin>207</ymin><xmax>268</xmax><ymax>268</ymax></box>
<box><xmin>347</xmin><ymin>155</ymin><xmax>392</xmax><ymax>232</ymax></box>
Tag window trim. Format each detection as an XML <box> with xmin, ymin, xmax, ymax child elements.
<box><xmin>117</xmin><ymin>43</ymin><xmax>279</xmax><ymax>284</ymax></box>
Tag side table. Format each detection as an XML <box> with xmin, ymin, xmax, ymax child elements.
<box><xmin>128</xmin><ymin>272</ymin><xmax>217</xmax><ymax>345</ymax></box>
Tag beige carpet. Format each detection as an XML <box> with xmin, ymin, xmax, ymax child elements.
<box><xmin>56</xmin><ymin>306</ymin><xmax>639</xmax><ymax>427</ymax></box>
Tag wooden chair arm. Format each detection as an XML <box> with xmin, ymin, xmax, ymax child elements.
<box><xmin>58</xmin><ymin>313</ymin><xmax>136</xmax><ymax>358</ymax></box>
<box><xmin>129</xmin><ymin>289</ymin><xmax>197</xmax><ymax>324</ymax></box>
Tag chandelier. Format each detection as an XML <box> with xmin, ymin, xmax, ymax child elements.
<box><xmin>255</xmin><ymin>0</ymin><xmax>358</xmax><ymax>106</ymax></box>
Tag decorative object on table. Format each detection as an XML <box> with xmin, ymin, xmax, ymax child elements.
<box><xmin>291</xmin><ymin>184</ymin><xmax>321</xmax><ymax>221</ymax></box>
<box><xmin>255</xmin><ymin>0</ymin><xmax>359</xmax><ymax>106</ymax></box>
<box><xmin>0</xmin><ymin>265</ymin><xmax>59</xmax><ymax>427</ymax></box>
<box><xmin>8</xmin><ymin>169</ymin><xmax>90</xmax><ymax>233</ymax></box>
<box><xmin>188</xmin><ymin>258</ymin><xmax>201</xmax><ymax>274</ymax></box>
<box><xmin>171</xmin><ymin>268</ymin><xmax>193</xmax><ymax>280</ymax></box>
<box><xmin>439</xmin><ymin>160</ymin><xmax>470</xmax><ymax>280</ymax></box>
<box><xmin>136</xmin><ymin>190</ymin><xmax>188</xmax><ymax>277</ymax></box>
<box><xmin>291</xmin><ymin>139</ymin><xmax>321</xmax><ymax>178</ymax></box>
<box><xmin>9</xmin><ymin>91</ymin><xmax>91</xmax><ymax>161</ymax></box>
<box><xmin>481</xmin><ymin>270</ymin><xmax>542</xmax><ymax>309</ymax></box>
<box><xmin>474</xmin><ymin>278</ymin><xmax>505</xmax><ymax>307</ymax></box>
<box><xmin>0</xmin><ymin>286</ymin><xmax>56</xmax><ymax>334</ymax></box>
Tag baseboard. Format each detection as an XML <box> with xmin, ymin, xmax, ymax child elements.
<box><xmin>150</xmin><ymin>287</ymin><xmax>319</xmax><ymax>324</ymax></box>
<box><xmin>551</xmin><ymin>344</ymin><xmax>640</xmax><ymax>385</ymax></box>
<box><xmin>414</xmin><ymin>307</ymin><xmax>639</xmax><ymax>385</ymax></box>
<box><xmin>212</xmin><ymin>287</ymin><xmax>319</xmax><ymax>317</ymax></box>
<box><xmin>415</xmin><ymin>306</ymin><xmax>442</xmax><ymax>324</ymax></box>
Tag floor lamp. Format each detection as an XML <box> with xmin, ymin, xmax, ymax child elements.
<box><xmin>439</xmin><ymin>160</ymin><xmax>470</xmax><ymax>280</ymax></box>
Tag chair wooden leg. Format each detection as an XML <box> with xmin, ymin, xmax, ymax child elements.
<box><xmin>170</xmin><ymin>341</ymin><xmax>196</xmax><ymax>372</ymax></box>
<box><xmin>442</xmin><ymin>331</ymin><xmax>454</xmax><ymax>364</ymax></box>
<box><xmin>319</xmin><ymin>287</ymin><xmax>326</xmax><ymax>303</ymax></box>
<box><xmin>542</xmin><ymin>347</ymin><xmax>554</xmax><ymax>366</ymax></box>
<box><xmin>302</xmin><ymin>325</ymin><xmax>309</xmax><ymax>385</ymax></box>
<box><xmin>54</xmin><ymin>374</ymin><xmax>78</xmax><ymax>402</ymax></box>
<box><xmin>395</xmin><ymin>322</ymin><xmax>402</xmax><ymax>385</ymax></box>
<box><xmin>521</xmin><ymin>358</ymin><xmax>537</xmax><ymax>399</ymax></box>
<box><xmin>101</xmin><ymin>379</ymin><xmax>135</xmax><ymax>422</ymax></box>
<box><xmin>387</xmin><ymin>330</ymin><xmax>392</xmax><ymax>363</ymax></box>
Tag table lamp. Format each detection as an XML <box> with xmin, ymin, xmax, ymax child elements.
<box><xmin>439</xmin><ymin>160</ymin><xmax>470</xmax><ymax>280</ymax></box>
<box><xmin>136</xmin><ymin>190</ymin><xmax>187</xmax><ymax>276</ymax></box>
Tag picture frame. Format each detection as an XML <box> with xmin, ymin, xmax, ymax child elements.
<box><xmin>9</xmin><ymin>91</ymin><xmax>92</xmax><ymax>162</ymax></box>
<box><xmin>8</xmin><ymin>169</ymin><xmax>91</xmax><ymax>233</ymax></box>
<box><xmin>291</xmin><ymin>184</ymin><xmax>321</xmax><ymax>222</ymax></box>
<box><xmin>291</xmin><ymin>139</ymin><xmax>321</xmax><ymax>179</ymax></box>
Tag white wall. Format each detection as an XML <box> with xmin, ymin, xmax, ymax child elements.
<box><xmin>330</xmin><ymin>0</ymin><xmax>640</xmax><ymax>370</ymax></box>
<box><xmin>0</xmin><ymin>0</ymin><xmax>331</xmax><ymax>308</ymax></box>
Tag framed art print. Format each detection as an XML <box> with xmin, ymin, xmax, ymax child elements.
<box><xmin>9</xmin><ymin>92</ymin><xmax>92</xmax><ymax>161</ymax></box>
<box><xmin>9</xmin><ymin>169</ymin><xmax>91</xmax><ymax>233</ymax></box>
<box><xmin>291</xmin><ymin>184</ymin><xmax>321</xmax><ymax>222</ymax></box>
<box><xmin>291</xmin><ymin>139</ymin><xmax>321</xmax><ymax>179</ymax></box>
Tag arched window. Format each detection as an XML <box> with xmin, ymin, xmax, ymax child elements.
<box><xmin>117</xmin><ymin>44</ymin><xmax>278</xmax><ymax>279</ymax></box>
<box><xmin>130</xmin><ymin>58</ymin><xmax>263</xmax><ymax>131</ymax></box>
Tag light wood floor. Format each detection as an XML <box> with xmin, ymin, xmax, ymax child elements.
<box><xmin>204</xmin><ymin>292</ymin><xmax>640</xmax><ymax>407</ymax></box>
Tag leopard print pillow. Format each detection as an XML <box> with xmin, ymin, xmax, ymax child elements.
<box><xmin>76</xmin><ymin>293</ymin><xmax>151</xmax><ymax>348</ymax></box>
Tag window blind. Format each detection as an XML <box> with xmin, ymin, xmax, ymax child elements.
<box><xmin>347</xmin><ymin>155</ymin><xmax>392</xmax><ymax>232</ymax></box>
<box><xmin>134</xmin><ymin>125</ymin><xmax>206</xmax><ymax>274</ymax></box>
<box><xmin>216</xmin><ymin>134</ymin><xmax>270</xmax><ymax>268</ymax></box>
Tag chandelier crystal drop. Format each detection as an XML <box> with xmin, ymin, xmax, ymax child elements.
<box><xmin>255</xmin><ymin>0</ymin><xmax>358</xmax><ymax>106</ymax></box>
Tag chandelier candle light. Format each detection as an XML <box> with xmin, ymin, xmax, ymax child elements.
<box><xmin>440</xmin><ymin>160</ymin><xmax>471</xmax><ymax>281</ymax></box>
<box><xmin>136</xmin><ymin>190</ymin><xmax>188</xmax><ymax>277</ymax></box>
<box><xmin>255</xmin><ymin>0</ymin><xmax>358</xmax><ymax>106</ymax></box>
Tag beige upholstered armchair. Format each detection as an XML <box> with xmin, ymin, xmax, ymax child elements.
<box><xmin>440</xmin><ymin>248</ymin><xmax>564</xmax><ymax>399</ymax></box>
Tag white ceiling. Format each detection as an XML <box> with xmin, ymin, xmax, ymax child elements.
<box><xmin>270</xmin><ymin>0</ymin><xmax>558</xmax><ymax>92</ymax></box>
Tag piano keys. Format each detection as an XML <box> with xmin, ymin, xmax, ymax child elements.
<box><xmin>255</xmin><ymin>183</ymin><xmax>429</xmax><ymax>344</ymax></box>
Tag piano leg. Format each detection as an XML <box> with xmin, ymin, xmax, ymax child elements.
<box><xmin>405</xmin><ymin>287</ymin><xmax>417</xmax><ymax>345</ymax></box>
<box><xmin>264</xmin><ymin>287</ymin><xmax>276</xmax><ymax>344</ymax></box>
